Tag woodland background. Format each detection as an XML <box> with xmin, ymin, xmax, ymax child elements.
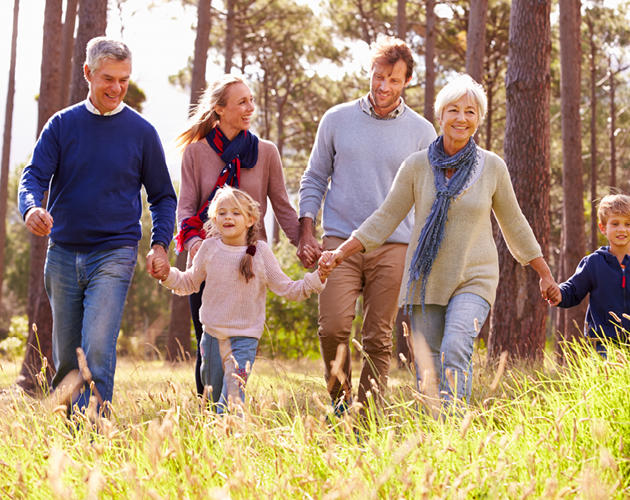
<box><xmin>0</xmin><ymin>0</ymin><xmax>628</xmax><ymax>394</ymax></box>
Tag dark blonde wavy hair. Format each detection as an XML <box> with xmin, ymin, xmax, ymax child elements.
<box><xmin>175</xmin><ymin>75</ymin><xmax>246</xmax><ymax>149</ymax></box>
<box><xmin>598</xmin><ymin>192</ymin><xmax>630</xmax><ymax>225</ymax></box>
<box><xmin>204</xmin><ymin>186</ymin><xmax>261</xmax><ymax>283</ymax></box>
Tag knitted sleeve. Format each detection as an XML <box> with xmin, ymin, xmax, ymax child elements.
<box><xmin>258</xmin><ymin>242</ymin><xmax>324</xmax><ymax>300</ymax></box>
<box><xmin>298</xmin><ymin>112</ymin><xmax>335</xmax><ymax>218</ymax></box>
<box><xmin>141</xmin><ymin>125</ymin><xmax>177</xmax><ymax>248</ymax></box>
<box><xmin>160</xmin><ymin>239</ymin><xmax>213</xmax><ymax>295</ymax></box>
<box><xmin>352</xmin><ymin>155</ymin><xmax>417</xmax><ymax>253</ymax></box>
<box><xmin>18</xmin><ymin>114</ymin><xmax>61</xmax><ymax>218</ymax></box>
<box><xmin>177</xmin><ymin>145</ymin><xmax>204</xmax><ymax>252</ymax></box>
<box><xmin>491</xmin><ymin>158</ymin><xmax>543</xmax><ymax>265</ymax></box>
<box><xmin>265</xmin><ymin>144</ymin><xmax>300</xmax><ymax>247</ymax></box>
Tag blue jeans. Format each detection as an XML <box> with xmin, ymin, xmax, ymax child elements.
<box><xmin>45</xmin><ymin>243</ymin><xmax>137</xmax><ymax>411</ymax></box>
<box><xmin>410</xmin><ymin>293</ymin><xmax>490</xmax><ymax>404</ymax></box>
<box><xmin>200</xmin><ymin>333</ymin><xmax>258</xmax><ymax>414</ymax></box>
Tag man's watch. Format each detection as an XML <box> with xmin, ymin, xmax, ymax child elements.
<box><xmin>153</xmin><ymin>241</ymin><xmax>168</xmax><ymax>252</ymax></box>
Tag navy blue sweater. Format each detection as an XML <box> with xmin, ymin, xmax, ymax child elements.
<box><xmin>558</xmin><ymin>247</ymin><xmax>629</xmax><ymax>339</ymax></box>
<box><xmin>18</xmin><ymin>103</ymin><xmax>176</xmax><ymax>252</ymax></box>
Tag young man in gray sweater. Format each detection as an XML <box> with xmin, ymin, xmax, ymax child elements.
<box><xmin>298</xmin><ymin>36</ymin><xmax>437</xmax><ymax>413</ymax></box>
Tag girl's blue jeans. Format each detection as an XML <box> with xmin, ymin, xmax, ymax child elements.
<box><xmin>410</xmin><ymin>293</ymin><xmax>490</xmax><ymax>405</ymax></box>
<box><xmin>200</xmin><ymin>333</ymin><xmax>258</xmax><ymax>414</ymax></box>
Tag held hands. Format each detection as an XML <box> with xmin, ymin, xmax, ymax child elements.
<box><xmin>318</xmin><ymin>249</ymin><xmax>344</xmax><ymax>277</ymax></box>
<box><xmin>25</xmin><ymin>207</ymin><xmax>54</xmax><ymax>236</ymax></box>
<box><xmin>146</xmin><ymin>244</ymin><xmax>169</xmax><ymax>280</ymax></box>
<box><xmin>540</xmin><ymin>276</ymin><xmax>561</xmax><ymax>307</ymax></box>
<box><xmin>151</xmin><ymin>256</ymin><xmax>171</xmax><ymax>281</ymax></box>
<box><xmin>316</xmin><ymin>251</ymin><xmax>335</xmax><ymax>283</ymax></box>
<box><xmin>530</xmin><ymin>257</ymin><xmax>561</xmax><ymax>307</ymax></box>
<box><xmin>297</xmin><ymin>218</ymin><xmax>323</xmax><ymax>268</ymax></box>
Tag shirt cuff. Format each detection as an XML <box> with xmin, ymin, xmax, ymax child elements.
<box><xmin>299</xmin><ymin>212</ymin><xmax>317</xmax><ymax>225</ymax></box>
<box><xmin>160</xmin><ymin>269</ymin><xmax>177</xmax><ymax>288</ymax></box>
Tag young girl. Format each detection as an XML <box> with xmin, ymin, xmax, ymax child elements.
<box><xmin>152</xmin><ymin>186</ymin><xmax>329</xmax><ymax>413</ymax></box>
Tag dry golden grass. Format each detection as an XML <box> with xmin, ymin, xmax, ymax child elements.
<box><xmin>0</xmin><ymin>344</ymin><xmax>628</xmax><ymax>499</ymax></box>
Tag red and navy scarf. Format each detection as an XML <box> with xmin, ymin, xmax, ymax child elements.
<box><xmin>175</xmin><ymin>126</ymin><xmax>259</xmax><ymax>253</ymax></box>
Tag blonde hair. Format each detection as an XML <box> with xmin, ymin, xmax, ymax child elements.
<box><xmin>434</xmin><ymin>74</ymin><xmax>488</xmax><ymax>127</ymax></box>
<box><xmin>204</xmin><ymin>186</ymin><xmax>261</xmax><ymax>283</ymax></box>
<box><xmin>175</xmin><ymin>75</ymin><xmax>246</xmax><ymax>149</ymax></box>
<box><xmin>597</xmin><ymin>193</ymin><xmax>630</xmax><ymax>225</ymax></box>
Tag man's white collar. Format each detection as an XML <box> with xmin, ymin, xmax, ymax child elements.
<box><xmin>85</xmin><ymin>98</ymin><xmax>126</xmax><ymax>116</ymax></box>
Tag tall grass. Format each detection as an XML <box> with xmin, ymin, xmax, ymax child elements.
<box><xmin>0</xmin><ymin>341</ymin><xmax>628</xmax><ymax>499</ymax></box>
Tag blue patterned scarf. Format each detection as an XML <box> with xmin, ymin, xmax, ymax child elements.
<box><xmin>405</xmin><ymin>136</ymin><xmax>478</xmax><ymax>314</ymax></box>
<box><xmin>174</xmin><ymin>126</ymin><xmax>259</xmax><ymax>253</ymax></box>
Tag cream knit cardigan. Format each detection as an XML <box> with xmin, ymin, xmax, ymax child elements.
<box><xmin>353</xmin><ymin>148</ymin><xmax>543</xmax><ymax>308</ymax></box>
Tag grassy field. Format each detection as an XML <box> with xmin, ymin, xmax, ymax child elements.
<box><xmin>0</xmin><ymin>344</ymin><xmax>628</xmax><ymax>499</ymax></box>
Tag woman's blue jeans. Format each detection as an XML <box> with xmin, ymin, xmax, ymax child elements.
<box><xmin>410</xmin><ymin>293</ymin><xmax>490</xmax><ymax>404</ymax></box>
<box><xmin>45</xmin><ymin>243</ymin><xmax>137</xmax><ymax>411</ymax></box>
<box><xmin>200</xmin><ymin>333</ymin><xmax>258</xmax><ymax>414</ymax></box>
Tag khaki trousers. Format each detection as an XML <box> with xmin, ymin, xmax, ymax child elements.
<box><xmin>319</xmin><ymin>236</ymin><xmax>407</xmax><ymax>407</ymax></box>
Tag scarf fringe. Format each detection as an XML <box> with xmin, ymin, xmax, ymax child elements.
<box><xmin>404</xmin><ymin>136</ymin><xmax>478</xmax><ymax>314</ymax></box>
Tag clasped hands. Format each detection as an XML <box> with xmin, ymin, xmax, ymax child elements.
<box><xmin>541</xmin><ymin>276</ymin><xmax>562</xmax><ymax>307</ymax></box>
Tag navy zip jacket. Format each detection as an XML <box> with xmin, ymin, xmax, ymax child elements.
<box><xmin>18</xmin><ymin>103</ymin><xmax>176</xmax><ymax>252</ymax></box>
<box><xmin>558</xmin><ymin>247</ymin><xmax>629</xmax><ymax>339</ymax></box>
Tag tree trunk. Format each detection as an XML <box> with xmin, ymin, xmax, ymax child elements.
<box><xmin>466</xmin><ymin>0</ymin><xmax>488</xmax><ymax>144</ymax></box>
<box><xmin>189</xmin><ymin>0</ymin><xmax>212</xmax><ymax>111</ymax></box>
<box><xmin>397</xmin><ymin>0</ymin><xmax>406</xmax><ymax>40</ymax></box>
<box><xmin>17</xmin><ymin>0</ymin><xmax>64</xmax><ymax>395</ymax></box>
<box><xmin>224</xmin><ymin>0</ymin><xmax>236</xmax><ymax>73</ymax></box>
<box><xmin>165</xmin><ymin>251</ymin><xmax>192</xmax><ymax>362</ymax></box>
<box><xmin>0</xmin><ymin>0</ymin><xmax>20</xmax><ymax>313</ymax></box>
<box><xmin>68</xmin><ymin>0</ymin><xmax>108</xmax><ymax>107</ymax></box>
<box><xmin>485</xmin><ymin>80</ymin><xmax>493</xmax><ymax>150</ymax></box>
<box><xmin>488</xmin><ymin>0</ymin><xmax>551</xmax><ymax>360</ymax></box>
<box><xmin>609</xmin><ymin>56</ymin><xmax>616</xmax><ymax>190</ymax></box>
<box><xmin>588</xmin><ymin>18</ymin><xmax>598</xmax><ymax>252</ymax></box>
<box><xmin>59</xmin><ymin>0</ymin><xmax>78</xmax><ymax>108</ymax></box>
<box><xmin>424</xmin><ymin>0</ymin><xmax>436</xmax><ymax>124</ymax></box>
<box><xmin>166</xmin><ymin>0</ymin><xmax>213</xmax><ymax>362</ymax></box>
<box><xmin>466</xmin><ymin>0</ymin><xmax>488</xmax><ymax>83</ymax></box>
<box><xmin>557</xmin><ymin>0</ymin><xmax>587</xmax><ymax>352</ymax></box>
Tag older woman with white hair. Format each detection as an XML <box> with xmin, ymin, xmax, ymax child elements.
<box><xmin>321</xmin><ymin>74</ymin><xmax>559</xmax><ymax>407</ymax></box>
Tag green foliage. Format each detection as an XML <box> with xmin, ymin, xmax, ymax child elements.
<box><xmin>3</xmin><ymin>165</ymin><xmax>30</xmax><ymax>314</ymax></box>
<box><xmin>119</xmin><ymin>190</ymin><xmax>175</xmax><ymax>343</ymax></box>
<box><xmin>260</xmin><ymin>236</ymin><xmax>320</xmax><ymax>359</ymax></box>
<box><xmin>326</xmin><ymin>0</ymin><xmax>397</xmax><ymax>44</ymax></box>
<box><xmin>0</xmin><ymin>315</ymin><xmax>29</xmax><ymax>358</ymax></box>
<box><xmin>123</xmin><ymin>80</ymin><xmax>148</xmax><ymax>113</ymax></box>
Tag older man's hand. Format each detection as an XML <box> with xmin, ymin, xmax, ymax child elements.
<box><xmin>146</xmin><ymin>244</ymin><xmax>169</xmax><ymax>279</ymax></box>
<box><xmin>25</xmin><ymin>207</ymin><xmax>54</xmax><ymax>236</ymax></box>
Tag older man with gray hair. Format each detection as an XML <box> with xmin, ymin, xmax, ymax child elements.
<box><xmin>18</xmin><ymin>37</ymin><xmax>176</xmax><ymax>411</ymax></box>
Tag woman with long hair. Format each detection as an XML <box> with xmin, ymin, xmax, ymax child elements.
<box><xmin>175</xmin><ymin>75</ymin><xmax>303</xmax><ymax>397</ymax></box>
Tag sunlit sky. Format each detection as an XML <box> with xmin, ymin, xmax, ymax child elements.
<box><xmin>0</xmin><ymin>0</ymin><xmax>625</xmax><ymax>181</ymax></box>
<box><xmin>0</xmin><ymin>0</ymin><xmax>209</xmax><ymax>180</ymax></box>
<box><xmin>0</xmin><ymin>0</ymin><xmax>371</xmax><ymax>183</ymax></box>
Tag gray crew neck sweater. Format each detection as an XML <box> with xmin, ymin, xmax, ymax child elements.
<box><xmin>299</xmin><ymin>99</ymin><xmax>437</xmax><ymax>243</ymax></box>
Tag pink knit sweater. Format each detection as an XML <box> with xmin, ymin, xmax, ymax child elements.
<box><xmin>178</xmin><ymin>139</ymin><xmax>300</xmax><ymax>267</ymax></box>
<box><xmin>161</xmin><ymin>238</ymin><xmax>324</xmax><ymax>340</ymax></box>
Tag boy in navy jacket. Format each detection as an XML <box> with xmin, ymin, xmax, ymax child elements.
<box><xmin>553</xmin><ymin>194</ymin><xmax>630</xmax><ymax>353</ymax></box>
